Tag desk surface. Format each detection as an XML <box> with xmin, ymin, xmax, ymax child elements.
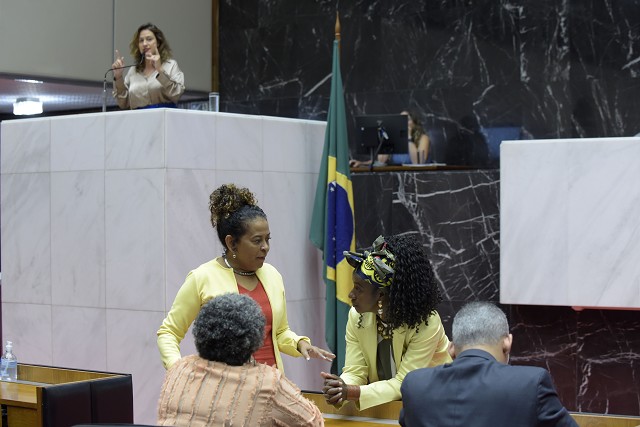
<box><xmin>303</xmin><ymin>393</ymin><xmax>640</xmax><ymax>427</ymax></box>
<box><xmin>0</xmin><ymin>381</ymin><xmax>38</xmax><ymax>408</ymax></box>
<box><xmin>351</xmin><ymin>165</ymin><xmax>473</xmax><ymax>173</ymax></box>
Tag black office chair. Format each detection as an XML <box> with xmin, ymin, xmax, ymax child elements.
<box><xmin>426</xmin><ymin>128</ymin><xmax>448</xmax><ymax>164</ymax></box>
<box><xmin>90</xmin><ymin>376</ymin><xmax>134</xmax><ymax>423</ymax></box>
<box><xmin>42</xmin><ymin>382</ymin><xmax>92</xmax><ymax>427</ymax></box>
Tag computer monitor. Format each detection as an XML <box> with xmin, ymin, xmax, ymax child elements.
<box><xmin>355</xmin><ymin>114</ymin><xmax>409</xmax><ymax>156</ymax></box>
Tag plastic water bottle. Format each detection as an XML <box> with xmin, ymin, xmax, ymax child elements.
<box><xmin>0</xmin><ymin>341</ymin><xmax>17</xmax><ymax>381</ymax></box>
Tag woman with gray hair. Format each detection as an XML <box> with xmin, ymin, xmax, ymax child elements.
<box><xmin>157</xmin><ymin>293</ymin><xmax>323</xmax><ymax>426</ymax></box>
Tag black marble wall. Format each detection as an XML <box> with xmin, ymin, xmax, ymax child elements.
<box><xmin>219</xmin><ymin>0</ymin><xmax>640</xmax><ymax>160</ymax></box>
<box><xmin>218</xmin><ymin>0</ymin><xmax>640</xmax><ymax>416</ymax></box>
<box><xmin>352</xmin><ymin>170</ymin><xmax>640</xmax><ymax>416</ymax></box>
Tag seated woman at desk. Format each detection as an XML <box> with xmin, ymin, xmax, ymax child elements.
<box><xmin>351</xmin><ymin>110</ymin><xmax>430</xmax><ymax>167</ymax></box>
<box><xmin>321</xmin><ymin>234</ymin><xmax>451</xmax><ymax>410</ymax></box>
<box><xmin>157</xmin><ymin>293</ymin><xmax>323</xmax><ymax>426</ymax></box>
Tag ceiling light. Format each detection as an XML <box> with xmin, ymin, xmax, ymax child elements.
<box><xmin>13</xmin><ymin>97</ymin><xmax>43</xmax><ymax>115</ymax></box>
<box><xmin>14</xmin><ymin>78</ymin><xmax>44</xmax><ymax>84</ymax></box>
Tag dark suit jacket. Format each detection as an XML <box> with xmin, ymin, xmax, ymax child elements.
<box><xmin>399</xmin><ymin>349</ymin><xmax>577</xmax><ymax>427</ymax></box>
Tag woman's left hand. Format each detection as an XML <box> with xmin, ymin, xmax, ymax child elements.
<box><xmin>147</xmin><ymin>48</ymin><xmax>162</xmax><ymax>72</ymax></box>
<box><xmin>298</xmin><ymin>340</ymin><xmax>336</xmax><ymax>361</ymax></box>
<box><xmin>321</xmin><ymin>371</ymin><xmax>344</xmax><ymax>405</ymax></box>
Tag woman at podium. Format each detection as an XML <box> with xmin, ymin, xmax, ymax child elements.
<box><xmin>112</xmin><ymin>23</ymin><xmax>185</xmax><ymax>109</ymax></box>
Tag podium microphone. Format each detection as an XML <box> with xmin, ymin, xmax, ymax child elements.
<box><xmin>102</xmin><ymin>55</ymin><xmax>145</xmax><ymax>112</ymax></box>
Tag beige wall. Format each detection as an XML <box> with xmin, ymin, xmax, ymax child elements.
<box><xmin>0</xmin><ymin>0</ymin><xmax>212</xmax><ymax>92</ymax></box>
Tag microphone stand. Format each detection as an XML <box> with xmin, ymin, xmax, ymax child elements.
<box><xmin>102</xmin><ymin>57</ymin><xmax>144</xmax><ymax>112</ymax></box>
<box><xmin>369</xmin><ymin>125</ymin><xmax>388</xmax><ymax>171</ymax></box>
<box><xmin>102</xmin><ymin>72</ymin><xmax>109</xmax><ymax>113</ymax></box>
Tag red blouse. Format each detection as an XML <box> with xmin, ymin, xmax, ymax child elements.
<box><xmin>239</xmin><ymin>281</ymin><xmax>277</xmax><ymax>367</ymax></box>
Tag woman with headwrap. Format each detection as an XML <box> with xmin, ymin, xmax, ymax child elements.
<box><xmin>321</xmin><ymin>234</ymin><xmax>452</xmax><ymax>410</ymax></box>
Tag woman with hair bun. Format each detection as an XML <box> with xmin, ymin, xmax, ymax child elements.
<box><xmin>157</xmin><ymin>183</ymin><xmax>334</xmax><ymax>371</ymax></box>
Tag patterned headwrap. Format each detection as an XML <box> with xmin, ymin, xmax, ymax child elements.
<box><xmin>343</xmin><ymin>235</ymin><xmax>396</xmax><ymax>288</ymax></box>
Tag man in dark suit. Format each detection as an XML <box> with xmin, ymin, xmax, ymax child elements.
<box><xmin>399</xmin><ymin>302</ymin><xmax>577</xmax><ymax>427</ymax></box>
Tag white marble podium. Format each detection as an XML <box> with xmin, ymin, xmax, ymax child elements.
<box><xmin>501</xmin><ymin>137</ymin><xmax>640</xmax><ymax>309</ymax></box>
<box><xmin>1</xmin><ymin>109</ymin><xmax>329</xmax><ymax>423</ymax></box>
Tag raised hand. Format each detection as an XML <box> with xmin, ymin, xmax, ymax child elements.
<box><xmin>112</xmin><ymin>49</ymin><xmax>125</xmax><ymax>80</ymax></box>
<box><xmin>148</xmin><ymin>48</ymin><xmax>162</xmax><ymax>72</ymax></box>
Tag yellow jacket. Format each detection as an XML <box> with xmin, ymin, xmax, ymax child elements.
<box><xmin>157</xmin><ymin>259</ymin><xmax>309</xmax><ymax>371</ymax></box>
<box><xmin>340</xmin><ymin>307</ymin><xmax>451</xmax><ymax>410</ymax></box>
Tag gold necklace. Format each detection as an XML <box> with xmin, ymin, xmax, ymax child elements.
<box><xmin>223</xmin><ymin>256</ymin><xmax>256</xmax><ymax>276</ymax></box>
<box><xmin>376</xmin><ymin>317</ymin><xmax>393</xmax><ymax>340</ymax></box>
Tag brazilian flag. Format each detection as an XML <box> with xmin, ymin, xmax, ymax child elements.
<box><xmin>309</xmin><ymin>38</ymin><xmax>355</xmax><ymax>374</ymax></box>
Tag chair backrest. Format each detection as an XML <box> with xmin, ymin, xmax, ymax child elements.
<box><xmin>426</xmin><ymin>128</ymin><xmax>448</xmax><ymax>163</ymax></box>
<box><xmin>90</xmin><ymin>375</ymin><xmax>134</xmax><ymax>423</ymax></box>
<box><xmin>41</xmin><ymin>381</ymin><xmax>92</xmax><ymax>427</ymax></box>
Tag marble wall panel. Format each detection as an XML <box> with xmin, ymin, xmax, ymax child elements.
<box><xmin>353</xmin><ymin>170</ymin><xmax>500</xmax><ymax>302</ymax></box>
<box><xmin>1</xmin><ymin>111</ymin><xmax>327</xmax><ymax>424</ymax></box>
<box><xmin>502</xmin><ymin>138</ymin><xmax>640</xmax><ymax>308</ymax></box>
<box><xmin>509</xmin><ymin>305</ymin><xmax>578</xmax><ymax>411</ymax></box>
<box><xmin>105</xmin><ymin>110</ymin><xmax>165</xmax><ymax>170</ymax></box>
<box><xmin>165</xmin><ymin>169</ymin><xmax>218</xmax><ymax>310</ymax></box>
<box><xmin>353</xmin><ymin>170</ymin><xmax>640</xmax><ymax>416</ymax></box>
<box><xmin>219</xmin><ymin>0</ymin><xmax>640</xmax><ymax>169</ymax></box>
<box><xmin>215</xmin><ymin>113</ymin><xmax>264</xmax><ymax>172</ymax></box>
<box><xmin>262</xmin><ymin>172</ymin><xmax>324</xmax><ymax>302</ymax></box>
<box><xmin>51</xmin><ymin>171</ymin><xmax>105</xmax><ymax>307</ymax></box>
<box><xmin>1</xmin><ymin>302</ymin><xmax>52</xmax><ymax>365</ymax></box>
<box><xmin>0</xmin><ymin>118</ymin><xmax>50</xmax><ymax>173</ymax></box>
<box><xmin>52</xmin><ymin>306</ymin><xmax>107</xmax><ymax>371</ymax></box>
<box><xmin>0</xmin><ymin>173</ymin><xmax>51</xmax><ymax>304</ymax></box>
<box><xmin>106</xmin><ymin>308</ymin><xmax>167</xmax><ymax>424</ymax></box>
<box><xmin>50</xmin><ymin>113</ymin><xmax>104</xmax><ymax>172</ymax></box>
<box><xmin>165</xmin><ymin>110</ymin><xmax>217</xmax><ymax>170</ymax></box>
<box><xmin>576</xmin><ymin>309</ymin><xmax>640</xmax><ymax>415</ymax></box>
<box><xmin>105</xmin><ymin>169</ymin><xmax>165</xmax><ymax>312</ymax></box>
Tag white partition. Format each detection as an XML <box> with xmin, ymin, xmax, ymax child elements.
<box><xmin>500</xmin><ymin>138</ymin><xmax>640</xmax><ymax>309</ymax></box>
<box><xmin>1</xmin><ymin>110</ymin><xmax>329</xmax><ymax>424</ymax></box>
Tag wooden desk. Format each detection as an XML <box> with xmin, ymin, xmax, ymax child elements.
<box><xmin>303</xmin><ymin>392</ymin><xmax>640</xmax><ymax>427</ymax></box>
<box><xmin>350</xmin><ymin>164</ymin><xmax>472</xmax><ymax>173</ymax></box>
<box><xmin>571</xmin><ymin>413</ymin><xmax>640</xmax><ymax>427</ymax></box>
<box><xmin>0</xmin><ymin>364</ymin><xmax>130</xmax><ymax>427</ymax></box>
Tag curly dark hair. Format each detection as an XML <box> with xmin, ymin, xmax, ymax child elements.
<box><xmin>129</xmin><ymin>23</ymin><xmax>173</xmax><ymax>73</ymax></box>
<box><xmin>383</xmin><ymin>234</ymin><xmax>441</xmax><ymax>330</ymax></box>
<box><xmin>209</xmin><ymin>184</ymin><xmax>267</xmax><ymax>252</ymax></box>
<box><xmin>193</xmin><ymin>294</ymin><xmax>265</xmax><ymax>365</ymax></box>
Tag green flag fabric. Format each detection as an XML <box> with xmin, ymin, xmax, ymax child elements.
<box><xmin>309</xmin><ymin>39</ymin><xmax>355</xmax><ymax>374</ymax></box>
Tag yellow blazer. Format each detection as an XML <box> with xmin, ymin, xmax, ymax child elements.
<box><xmin>157</xmin><ymin>259</ymin><xmax>309</xmax><ymax>371</ymax></box>
<box><xmin>340</xmin><ymin>307</ymin><xmax>451</xmax><ymax>410</ymax></box>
